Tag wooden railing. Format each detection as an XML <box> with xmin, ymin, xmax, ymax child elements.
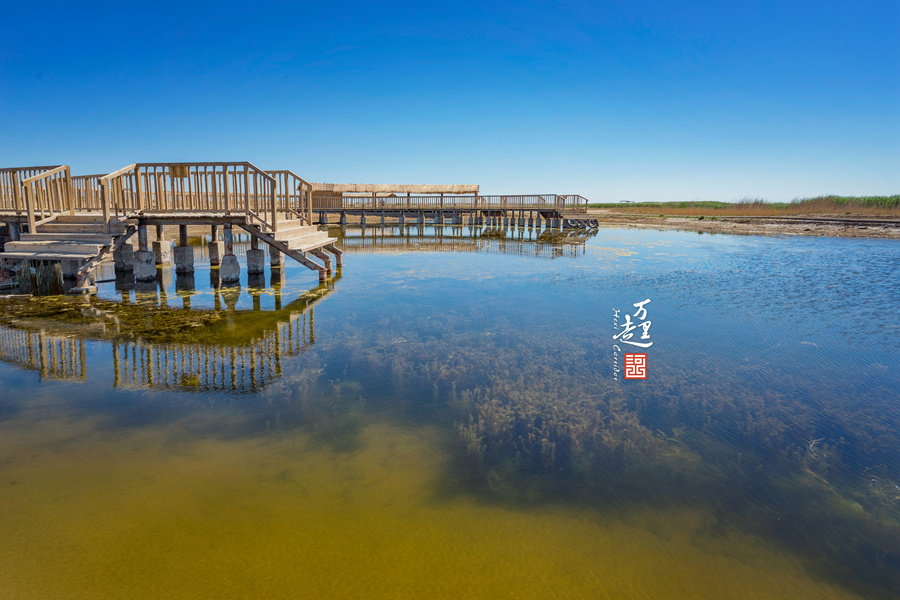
<box><xmin>21</xmin><ymin>166</ymin><xmax>75</xmax><ymax>231</ymax></box>
<box><xmin>312</xmin><ymin>194</ymin><xmax>589</xmax><ymax>213</ymax></box>
<box><xmin>71</xmin><ymin>174</ymin><xmax>104</xmax><ymax>211</ymax></box>
<box><xmin>100</xmin><ymin>162</ymin><xmax>280</xmax><ymax>232</ymax></box>
<box><xmin>268</xmin><ymin>169</ymin><xmax>313</xmax><ymax>225</ymax></box>
<box><xmin>0</xmin><ymin>166</ymin><xmax>74</xmax><ymax>230</ymax></box>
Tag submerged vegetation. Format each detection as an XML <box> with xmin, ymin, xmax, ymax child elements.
<box><xmin>0</xmin><ymin>232</ymin><xmax>898</xmax><ymax>597</ymax></box>
<box><xmin>589</xmin><ymin>195</ymin><xmax>900</xmax><ymax>217</ymax></box>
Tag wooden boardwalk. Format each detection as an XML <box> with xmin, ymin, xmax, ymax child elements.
<box><xmin>0</xmin><ymin>163</ymin><xmax>342</xmax><ymax>291</ymax></box>
<box><xmin>2</xmin><ymin>162</ymin><xmax>591</xmax><ymax>294</ymax></box>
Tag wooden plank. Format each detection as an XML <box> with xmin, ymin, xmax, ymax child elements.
<box><xmin>238</xmin><ymin>224</ymin><xmax>326</xmax><ymax>275</ymax></box>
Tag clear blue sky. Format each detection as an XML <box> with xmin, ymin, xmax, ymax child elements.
<box><xmin>1</xmin><ymin>1</ymin><xmax>897</xmax><ymax>202</ymax></box>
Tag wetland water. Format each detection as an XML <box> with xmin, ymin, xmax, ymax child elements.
<box><xmin>0</xmin><ymin>225</ymin><xmax>898</xmax><ymax>599</ymax></box>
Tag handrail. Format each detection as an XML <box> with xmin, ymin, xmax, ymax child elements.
<box><xmin>267</xmin><ymin>169</ymin><xmax>313</xmax><ymax>225</ymax></box>
<box><xmin>98</xmin><ymin>162</ymin><xmax>280</xmax><ymax>232</ymax></box>
<box><xmin>0</xmin><ymin>165</ymin><xmax>67</xmax><ymax>219</ymax></box>
<box><xmin>311</xmin><ymin>193</ymin><xmax>589</xmax><ymax>212</ymax></box>
<box><xmin>19</xmin><ymin>165</ymin><xmax>74</xmax><ymax>232</ymax></box>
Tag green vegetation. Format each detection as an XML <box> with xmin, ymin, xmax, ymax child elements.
<box><xmin>588</xmin><ymin>195</ymin><xmax>900</xmax><ymax>217</ymax></box>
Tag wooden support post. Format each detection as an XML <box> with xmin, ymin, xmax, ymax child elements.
<box><xmin>224</xmin><ymin>224</ymin><xmax>234</xmax><ymax>255</ymax></box>
<box><xmin>138</xmin><ymin>224</ymin><xmax>148</xmax><ymax>251</ymax></box>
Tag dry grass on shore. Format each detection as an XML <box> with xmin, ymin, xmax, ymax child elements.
<box><xmin>589</xmin><ymin>196</ymin><xmax>900</xmax><ymax>217</ymax></box>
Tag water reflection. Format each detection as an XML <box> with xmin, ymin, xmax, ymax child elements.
<box><xmin>335</xmin><ymin>224</ymin><xmax>597</xmax><ymax>259</ymax></box>
<box><xmin>0</xmin><ymin>326</ymin><xmax>87</xmax><ymax>381</ymax></box>
<box><xmin>111</xmin><ymin>310</ymin><xmax>314</xmax><ymax>394</ymax></box>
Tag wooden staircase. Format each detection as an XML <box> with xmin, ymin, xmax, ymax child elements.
<box><xmin>267</xmin><ymin>219</ymin><xmax>336</xmax><ymax>253</ymax></box>
<box><xmin>2</xmin><ymin>215</ymin><xmax>126</xmax><ymax>264</ymax></box>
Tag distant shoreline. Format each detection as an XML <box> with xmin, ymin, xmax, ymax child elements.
<box><xmin>587</xmin><ymin>209</ymin><xmax>900</xmax><ymax>239</ymax></box>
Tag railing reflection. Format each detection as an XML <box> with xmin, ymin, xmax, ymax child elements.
<box><xmin>0</xmin><ymin>326</ymin><xmax>87</xmax><ymax>381</ymax></box>
<box><xmin>337</xmin><ymin>226</ymin><xmax>596</xmax><ymax>259</ymax></box>
<box><xmin>111</xmin><ymin>310</ymin><xmax>314</xmax><ymax>394</ymax></box>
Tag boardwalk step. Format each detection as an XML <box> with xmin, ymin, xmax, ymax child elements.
<box><xmin>37</xmin><ymin>223</ymin><xmax>126</xmax><ymax>234</ymax></box>
<box><xmin>21</xmin><ymin>233</ymin><xmax>113</xmax><ymax>243</ymax></box>
<box><xmin>294</xmin><ymin>236</ymin><xmax>337</xmax><ymax>253</ymax></box>
<box><xmin>270</xmin><ymin>222</ymin><xmax>318</xmax><ymax>235</ymax></box>
<box><xmin>0</xmin><ymin>251</ymin><xmax>96</xmax><ymax>262</ymax></box>
<box><xmin>55</xmin><ymin>214</ymin><xmax>109</xmax><ymax>224</ymax></box>
<box><xmin>277</xmin><ymin>232</ymin><xmax>330</xmax><ymax>250</ymax></box>
<box><xmin>4</xmin><ymin>240</ymin><xmax>104</xmax><ymax>254</ymax></box>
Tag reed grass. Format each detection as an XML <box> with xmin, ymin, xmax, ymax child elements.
<box><xmin>589</xmin><ymin>195</ymin><xmax>900</xmax><ymax>217</ymax></box>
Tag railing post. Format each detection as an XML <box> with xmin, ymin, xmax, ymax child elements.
<box><xmin>65</xmin><ymin>166</ymin><xmax>75</xmax><ymax>215</ymax></box>
<box><xmin>270</xmin><ymin>179</ymin><xmax>277</xmax><ymax>233</ymax></box>
<box><xmin>244</xmin><ymin>164</ymin><xmax>250</xmax><ymax>214</ymax></box>
<box><xmin>11</xmin><ymin>172</ymin><xmax>21</xmax><ymax>216</ymax></box>
<box><xmin>24</xmin><ymin>184</ymin><xmax>36</xmax><ymax>233</ymax></box>
<box><xmin>223</xmin><ymin>167</ymin><xmax>230</xmax><ymax>215</ymax></box>
<box><xmin>100</xmin><ymin>179</ymin><xmax>111</xmax><ymax>234</ymax></box>
<box><xmin>135</xmin><ymin>168</ymin><xmax>144</xmax><ymax>212</ymax></box>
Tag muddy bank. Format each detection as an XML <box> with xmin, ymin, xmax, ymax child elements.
<box><xmin>589</xmin><ymin>210</ymin><xmax>900</xmax><ymax>239</ymax></box>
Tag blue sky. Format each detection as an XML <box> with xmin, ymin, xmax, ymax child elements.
<box><xmin>1</xmin><ymin>1</ymin><xmax>897</xmax><ymax>202</ymax></box>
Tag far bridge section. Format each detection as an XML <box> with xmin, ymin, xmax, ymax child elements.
<box><xmin>311</xmin><ymin>184</ymin><xmax>593</xmax><ymax>230</ymax></box>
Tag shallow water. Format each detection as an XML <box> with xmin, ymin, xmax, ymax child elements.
<box><xmin>1</xmin><ymin>224</ymin><xmax>898</xmax><ymax>599</ymax></box>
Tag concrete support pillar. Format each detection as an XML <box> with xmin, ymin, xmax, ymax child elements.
<box><xmin>320</xmin><ymin>211</ymin><xmax>328</xmax><ymax>225</ymax></box>
<box><xmin>270</xmin><ymin>246</ymin><xmax>282</xmax><ymax>267</ymax></box>
<box><xmin>220</xmin><ymin>255</ymin><xmax>240</xmax><ymax>283</ymax></box>
<box><xmin>138</xmin><ymin>224</ymin><xmax>148</xmax><ymax>251</ymax></box>
<box><xmin>360</xmin><ymin>214</ymin><xmax>367</xmax><ymax>227</ymax></box>
<box><xmin>518</xmin><ymin>215</ymin><xmax>525</xmax><ymax>227</ymax></box>
<box><xmin>224</xmin><ymin>224</ymin><xmax>234</xmax><ymax>255</ymax></box>
<box><xmin>207</xmin><ymin>225</ymin><xmax>222</xmax><ymax>266</ymax></box>
<box><xmin>174</xmin><ymin>246</ymin><xmax>194</xmax><ymax>274</ymax></box>
<box><xmin>339</xmin><ymin>212</ymin><xmax>347</xmax><ymax>226</ymax></box>
<box><xmin>536</xmin><ymin>215</ymin><xmax>542</xmax><ymax>228</ymax></box>
<box><xmin>134</xmin><ymin>250</ymin><xmax>157</xmax><ymax>281</ymax></box>
<box><xmin>174</xmin><ymin>224</ymin><xmax>193</xmax><ymax>274</ymax></box>
<box><xmin>61</xmin><ymin>259</ymin><xmax>82</xmax><ymax>279</ymax></box>
<box><xmin>8</xmin><ymin>223</ymin><xmax>20</xmax><ymax>241</ymax></box>
<box><xmin>247</xmin><ymin>248</ymin><xmax>265</xmax><ymax>274</ymax></box>
<box><xmin>528</xmin><ymin>216</ymin><xmax>534</xmax><ymax>228</ymax></box>
<box><xmin>434</xmin><ymin>213</ymin><xmax>443</xmax><ymax>224</ymax></box>
<box><xmin>380</xmin><ymin>212</ymin><xmax>386</xmax><ymax>225</ymax></box>
<box><xmin>219</xmin><ymin>223</ymin><xmax>240</xmax><ymax>283</ymax></box>
<box><xmin>417</xmin><ymin>212</ymin><xmax>424</xmax><ymax>225</ymax></box>
<box><xmin>114</xmin><ymin>244</ymin><xmax>134</xmax><ymax>271</ymax></box>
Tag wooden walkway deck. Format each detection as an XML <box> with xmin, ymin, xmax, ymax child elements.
<box><xmin>1</xmin><ymin>163</ymin><xmax>341</xmax><ymax>291</ymax></box>
<box><xmin>1</xmin><ymin>161</ymin><xmax>591</xmax><ymax>294</ymax></box>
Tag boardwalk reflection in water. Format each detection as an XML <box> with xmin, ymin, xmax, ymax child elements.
<box><xmin>111</xmin><ymin>310</ymin><xmax>314</xmax><ymax>394</ymax></box>
<box><xmin>334</xmin><ymin>224</ymin><xmax>597</xmax><ymax>259</ymax></box>
<box><xmin>0</xmin><ymin>326</ymin><xmax>87</xmax><ymax>381</ymax></box>
<box><xmin>0</xmin><ymin>274</ymin><xmax>328</xmax><ymax>395</ymax></box>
